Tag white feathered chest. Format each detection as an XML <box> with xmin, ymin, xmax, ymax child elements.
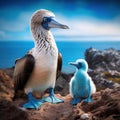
<box><xmin>25</xmin><ymin>30</ymin><xmax>58</xmax><ymax>92</ymax></box>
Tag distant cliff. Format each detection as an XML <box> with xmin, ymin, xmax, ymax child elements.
<box><xmin>85</xmin><ymin>48</ymin><xmax>120</xmax><ymax>90</ymax></box>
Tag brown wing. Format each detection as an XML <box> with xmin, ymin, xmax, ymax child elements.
<box><xmin>56</xmin><ymin>52</ymin><xmax>62</xmax><ymax>79</ymax></box>
<box><xmin>14</xmin><ymin>54</ymin><xmax>35</xmax><ymax>92</ymax></box>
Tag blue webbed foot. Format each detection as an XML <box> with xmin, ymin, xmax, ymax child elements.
<box><xmin>71</xmin><ymin>97</ymin><xmax>81</xmax><ymax>105</ymax></box>
<box><xmin>83</xmin><ymin>97</ymin><xmax>93</xmax><ymax>103</ymax></box>
<box><xmin>42</xmin><ymin>95</ymin><xmax>64</xmax><ymax>103</ymax></box>
<box><xmin>42</xmin><ymin>88</ymin><xmax>64</xmax><ymax>104</ymax></box>
<box><xmin>22</xmin><ymin>92</ymin><xmax>45</xmax><ymax>109</ymax></box>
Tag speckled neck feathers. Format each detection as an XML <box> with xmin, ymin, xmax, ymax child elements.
<box><xmin>31</xmin><ymin>24</ymin><xmax>57</xmax><ymax>55</ymax></box>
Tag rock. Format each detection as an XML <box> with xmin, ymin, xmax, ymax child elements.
<box><xmin>1</xmin><ymin>88</ymin><xmax>120</xmax><ymax>120</ymax></box>
<box><xmin>0</xmin><ymin>67</ymin><xmax>14</xmax><ymax>78</ymax></box>
<box><xmin>85</xmin><ymin>48</ymin><xmax>120</xmax><ymax>90</ymax></box>
<box><xmin>0</xmin><ymin>69</ymin><xmax>120</xmax><ymax>120</ymax></box>
<box><xmin>80</xmin><ymin>113</ymin><xmax>90</xmax><ymax>120</ymax></box>
<box><xmin>103</xmin><ymin>71</ymin><xmax>120</xmax><ymax>83</ymax></box>
<box><xmin>0</xmin><ymin>70</ymin><xmax>14</xmax><ymax>101</ymax></box>
<box><xmin>85</xmin><ymin>48</ymin><xmax>120</xmax><ymax>72</ymax></box>
<box><xmin>0</xmin><ymin>100</ymin><xmax>29</xmax><ymax>120</ymax></box>
<box><xmin>88</xmin><ymin>69</ymin><xmax>120</xmax><ymax>90</ymax></box>
<box><xmin>75</xmin><ymin>87</ymin><xmax>120</xmax><ymax>120</ymax></box>
<box><xmin>55</xmin><ymin>72</ymin><xmax>73</xmax><ymax>96</ymax></box>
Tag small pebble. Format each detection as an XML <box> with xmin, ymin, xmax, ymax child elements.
<box><xmin>80</xmin><ymin>113</ymin><xmax>90</xmax><ymax>120</ymax></box>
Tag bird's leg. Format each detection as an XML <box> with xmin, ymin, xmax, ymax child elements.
<box><xmin>22</xmin><ymin>92</ymin><xmax>45</xmax><ymax>109</ymax></box>
<box><xmin>83</xmin><ymin>80</ymin><xmax>93</xmax><ymax>103</ymax></box>
<box><xmin>42</xmin><ymin>88</ymin><xmax>64</xmax><ymax>103</ymax></box>
<box><xmin>83</xmin><ymin>97</ymin><xmax>93</xmax><ymax>103</ymax></box>
<box><xmin>71</xmin><ymin>97</ymin><xmax>81</xmax><ymax>105</ymax></box>
<box><xmin>83</xmin><ymin>94</ymin><xmax>93</xmax><ymax>102</ymax></box>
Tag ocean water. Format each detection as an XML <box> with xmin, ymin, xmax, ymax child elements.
<box><xmin>0</xmin><ymin>41</ymin><xmax>120</xmax><ymax>73</ymax></box>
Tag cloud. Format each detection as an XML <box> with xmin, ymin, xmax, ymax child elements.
<box><xmin>0</xmin><ymin>11</ymin><xmax>32</xmax><ymax>32</ymax></box>
<box><xmin>0</xmin><ymin>11</ymin><xmax>120</xmax><ymax>41</ymax></box>
<box><xmin>53</xmin><ymin>16</ymin><xmax>120</xmax><ymax>36</ymax></box>
<box><xmin>51</xmin><ymin>16</ymin><xmax>120</xmax><ymax>41</ymax></box>
<box><xmin>0</xmin><ymin>11</ymin><xmax>33</xmax><ymax>41</ymax></box>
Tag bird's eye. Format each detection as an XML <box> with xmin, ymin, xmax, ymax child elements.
<box><xmin>43</xmin><ymin>17</ymin><xmax>48</xmax><ymax>22</ymax></box>
<box><xmin>43</xmin><ymin>17</ymin><xmax>52</xmax><ymax>22</ymax></box>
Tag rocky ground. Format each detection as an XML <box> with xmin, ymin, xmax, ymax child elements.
<box><xmin>0</xmin><ymin>48</ymin><xmax>120</xmax><ymax>120</ymax></box>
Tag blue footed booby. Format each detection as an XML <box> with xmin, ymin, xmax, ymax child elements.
<box><xmin>14</xmin><ymin>9</ymin><xmax>69</xmax><ymax>109</ymax></box>
<box><xmin>69</xmin><ymin>59</ymin><xmax>96</xmax><ymax>105</ymax></box>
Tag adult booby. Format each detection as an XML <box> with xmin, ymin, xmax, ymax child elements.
<box><xmin>14</xmin><ymin>9</ymin><xmax>69</xmax><ymax>109</ymax></box>
<box><xmin>69</xmin><ymin>59</ymin><xmax>96</xmax><ymax>105</ymax></box>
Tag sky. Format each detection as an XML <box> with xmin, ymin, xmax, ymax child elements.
<box><xmin>0</xmin><ymin>0</ymin><xmax>120</xmax><ymax>41</ymax></box>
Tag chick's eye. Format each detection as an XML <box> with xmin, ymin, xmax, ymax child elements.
<box><xmin>78</xmin><ymin>62</ymin><xmax>82</xmax><ymax>67</ymax></box>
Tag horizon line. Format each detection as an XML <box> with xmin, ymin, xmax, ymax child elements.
<box><xmin>1</xmin><ymin>35</ymin><xmax>120</xmax><ymax>41</ymax></box>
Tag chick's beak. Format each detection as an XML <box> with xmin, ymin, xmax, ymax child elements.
<box><xmin>69</xmin><ymin>62</ymin><xmax>78</xmax><ymax>68</ymax></box>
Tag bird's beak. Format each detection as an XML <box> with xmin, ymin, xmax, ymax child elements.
<box><xmin>69</xmin><ymin>62</ymin><xmax>78</xmax><ymax>68</ymax></box>
<box><xmin>48</xmin><ymin>18</ymin><xmax>69</xmax><ymax>29</ymax></box>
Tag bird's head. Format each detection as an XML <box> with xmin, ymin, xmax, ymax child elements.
<box><xmin>69</xmin><ymin>59</ymin><xmax>88</xmax><ymax>71</ymax></box>
<box><xmin>31</xmin><ymin>9</ymin><xmax>69</xmax><ymax>30</ymax></box>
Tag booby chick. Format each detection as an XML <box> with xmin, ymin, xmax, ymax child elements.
<box><xmin>69</xmin><ymin>59</ymin><xmax>96</xmax><ymax>105</ymax></box>
<box><xmin>14</xmin><ymin>9</ymin><xmax>69</xmax><ymax>109</ymax></box>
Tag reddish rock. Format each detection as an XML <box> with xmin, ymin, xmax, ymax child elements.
<box><xmin>75</xmin><ymin>87</ymin><xmax>120</xmax><ymax>120</ymax></box>
<box><xmin>0</xmin><ymin>100</ymin><xmax>29</xmax><ymax>120</ymax></box>
<box><xmin>0</xmin><ymin>70</ymin><xmax>120</xmax><ymax>120</ymax></box>
<box><xmin>0</xmin><ymin>70</ymin><xmax>14</xmax><ymax>101</ymax></box>
<box><xmin>1</xmin><ymin>67</ymin><xmax>14</xmax><ymax>78</ymax></box>
<box><xmin>10</xmin><ymin>87</ymin><xmax>120</xmax><ymax>120</ymax></box>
